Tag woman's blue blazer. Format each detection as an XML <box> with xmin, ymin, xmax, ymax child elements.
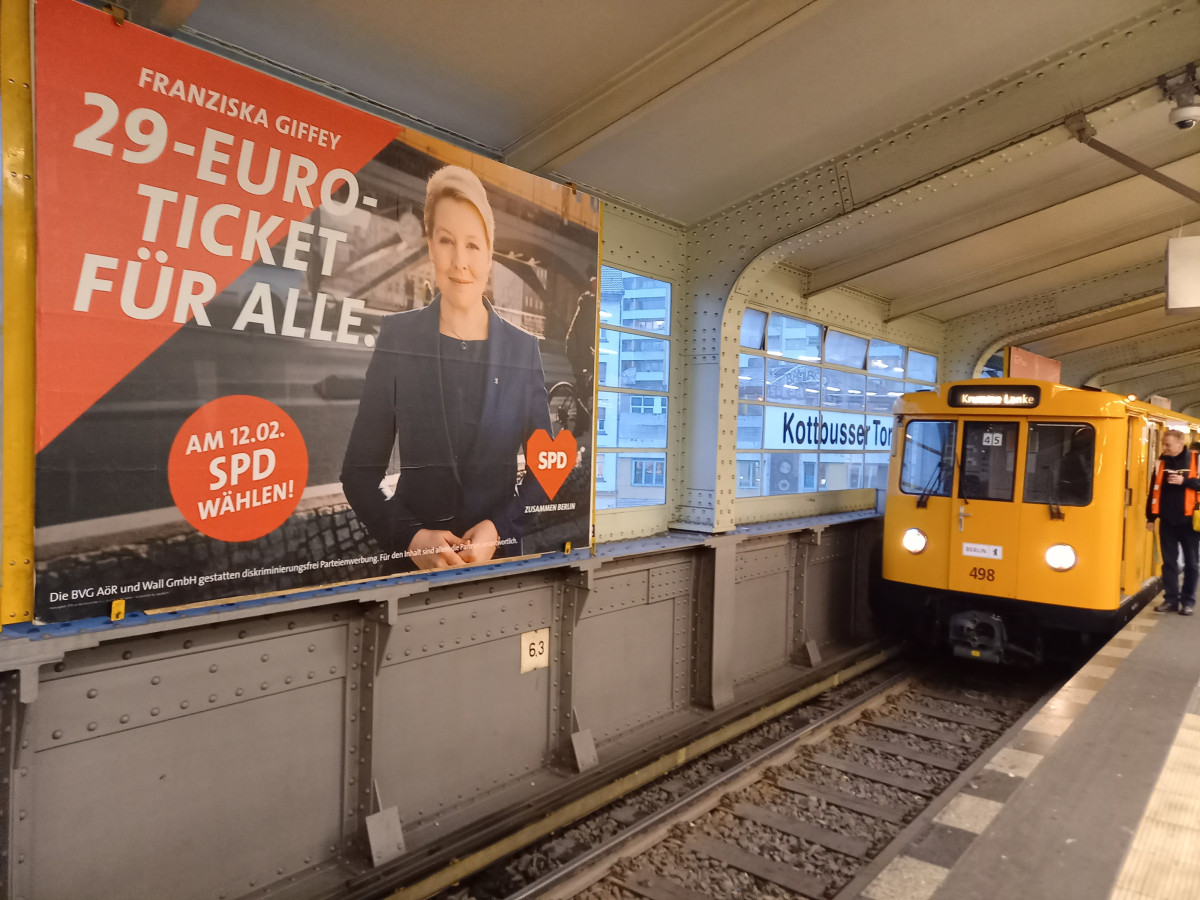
<box><xmin>340</xmin><ymin>296</ymin><xmax>552</xmax><ymax>560</ymax></box>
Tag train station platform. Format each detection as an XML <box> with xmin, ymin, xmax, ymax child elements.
<box><xmin>860</xmin><ymin>600</ymin><xmax>1200</xmax><ymax>900</ymax></box>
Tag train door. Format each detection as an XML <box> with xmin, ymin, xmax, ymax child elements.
<box><xmin>1120</xmin><ymin>415</ymin><xmax>1153</xmax><ymax>594</ymax></box>
<box><xmin>947</xmin><ymin>419</ymin><xmax>1023</xmax><ymax>598</ymax></box>
<box><xmin>1142</xmin><ymin>420</ymin><xmax>1162</xmax><ymax>580</ymax></box>
<box><xmin>1145</xmin><ymin>421</ymin><xmax>1165</xmax><ymax>576</ymax></box>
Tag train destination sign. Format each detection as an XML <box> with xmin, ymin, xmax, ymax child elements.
<box><xmin>947</xmin><ymin>386</ymin><xmax>1041</xmax><ymax>409</ymax></box>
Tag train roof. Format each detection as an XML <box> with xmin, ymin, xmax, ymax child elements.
<box><xmin>896</xmin><ymin>379</ymin><xmax>1200</xmax><ymax>429</ymax></box>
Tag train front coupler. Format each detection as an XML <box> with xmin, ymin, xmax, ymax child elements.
<box><xmin>948</xmin><ymin>610</ymin><xmax>1039</xmax><ymax>664</ymax></box>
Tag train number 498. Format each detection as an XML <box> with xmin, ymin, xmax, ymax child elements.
<box><xmin>968</xmin><ymin>567</ymin><xmax>996</xmax><ymax>581</ymax></box>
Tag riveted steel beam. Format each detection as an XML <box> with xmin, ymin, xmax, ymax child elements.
<box><xmin>505</xmin><ymin>1</ymin><xmax>820</xmax><ymax>175</ymax></box>
<box><xmin>1059</xmin><ymin>318</ymin><xmax>1200</xmax><ymax>386</ymax></box>
<box><xmin>1091</xmin><ymin>347</ymin><xmax>1200</xmax><ymax>388</ymax></box>
<box><xmin>949</xmin><ymin>290</ymin><xmax>1167</xmax><ymax>381</ymax></box>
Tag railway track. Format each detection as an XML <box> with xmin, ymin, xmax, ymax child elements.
<box><xmin>439</xmin><ymin>658</ymin><xmax>1058</xmax><ymax>900</ymax></box>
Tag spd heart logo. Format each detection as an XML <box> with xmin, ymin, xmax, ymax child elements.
<box><xmin>526</xmin><ymin>429</ymin><xmax>577</xmax><ymax>500</ymax></box>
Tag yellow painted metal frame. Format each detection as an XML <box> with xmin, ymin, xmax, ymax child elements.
<box><xmin>1</xmin><ymin>0</ymin><xmax>36</xmax><ymax>624</ymax></box>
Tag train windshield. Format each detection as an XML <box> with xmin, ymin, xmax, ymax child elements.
<box><xmin>899</xmin><ymin>420</ymin><xmax>956</xmax><ymax>498</ymax></box>
<box><xmin>1023</xmin><ymin>423</ymin><xmax>1095</xmax><ymax>507</ymax></box>
<box><xmin>959</xmin><ymin>421</ymin><xmax>1020</xmax><ymax>502</ymax></box>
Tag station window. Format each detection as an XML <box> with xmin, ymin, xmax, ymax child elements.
<box><xmin>825</xmin><ymin>330</ymin><xmax>868</xmax><ymax>368</ymax></box>
<box><xmin>737</xmin><ymin>403</ymin><xmax>764</xmax><ymax>449</ymax></box>
<box><xmin>867</xmin><ymin>377</ymin><xmax>904</xmax><ymax>414</ymax></box>
<box><xmin>596</xmin><ymin>265</ymin><xmax>671</xmax><ymax>509</ymax></box>
<box><xmin>736</xmin><ymin>454</ymin><xmax>762</xmax><ymax>497</ymax></box>
<box><xmin>767</xmin><ymin>315</ymin><xmax>822</xmax><ymax>361</ymax></box>
<box><xmin>907</xmin><ymin>349</ymin><xmax>938</xmax><ymax>383</ymax></box>
<box><xmin>767</xmin><ymin>358</ymin><xmax>820</xmax><ymax>404</ymax></box>
<box><xmin>822</xmin><ymin>369</ymin><xmax>866</xmax><ymax>411</ymax></box>
<box><xmin>738</xmin><ymin>354</ymin><xmax>765</xmax><ymax>401</ymax></box>
<box><xmin>737</xmin><ymin>309</ymin><xmax>938</xmax><ymax>495</ymax></box>
<box><xmin>741</xmin><ymin>308</ymin><xmax>768</xmax><ymax>350</ymax></box>
<box><xmin>771</xmin><ymin>453</ymin><xmax>815</xmax><ymax>495</ymax></box>
<box><xmin>864</xmin><ymin>453</ymin><xmax>890</xmax><ymax>490</ymax></box>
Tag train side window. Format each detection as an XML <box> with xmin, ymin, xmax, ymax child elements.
<box><xmin>899</xmin><ymin>420</ymin><xmax>956</xmax><ymax>498</ymax></box>
<box><xmin>1023</xmin><ymin>423</ymin><xmax>1095</xmax><ymax>507</ymax></box>
<box><xmin>959</xmin><ymin>421</ymin><xmax>1020</xmax><ymax>502</ymax></box>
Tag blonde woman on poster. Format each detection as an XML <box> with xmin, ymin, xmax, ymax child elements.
<box><xmin>341</xmin><ymin>166</ymin><xmax>552</xmax><ymax>570</ymax></box>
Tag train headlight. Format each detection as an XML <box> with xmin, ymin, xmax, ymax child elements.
<box><xmin>1045</xmin><ymin>544</ymin><xmax>1077</xmax><ymax>571</ymax></box>
<box><xmin>902</xmin><ymin>528</ymin><xmax>928</xmax><ymax>554</ymax></box>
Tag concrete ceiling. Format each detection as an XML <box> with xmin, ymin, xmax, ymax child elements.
<box><xmin>170</xmin><ymin>0</ymin><xmax>1200</xmax><ymax>409</ymax></box>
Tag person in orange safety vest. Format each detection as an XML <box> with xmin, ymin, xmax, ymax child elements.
<box><xmin>1146</xmin><ymin>429</ymin><xmax>1200</xmax><ymax>615</ymax></box>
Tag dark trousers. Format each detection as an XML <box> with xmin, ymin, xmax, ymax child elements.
<box><xmin>1160</xmin><ymin>518</ymin><xmax>1200</xmax><ymax>608</ymax></box>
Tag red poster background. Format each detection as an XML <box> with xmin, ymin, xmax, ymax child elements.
<box><xmin>35</xmin><ymin>0</ymin><xmax>400</xmax><ymax>449</ymax></box>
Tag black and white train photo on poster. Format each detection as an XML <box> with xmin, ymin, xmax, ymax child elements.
<box><xmin>33</xmin><ymin>1</ymin><xmax>598</xmax><ymax>622</ymax></box>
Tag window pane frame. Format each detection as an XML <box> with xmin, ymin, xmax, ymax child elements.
<box><xmin>907</xmin><ymin>349</ymin><xmax>938</xmax><ymax>383</ymax></box>
<box><xmin>822</xmin><ymin>369</ymin><xmax>867</xmax><ymax>411</ymax></box>
<box><xmin>596</xmin><ymin>265</ymin><xmax>673</xmax><ymax>511</ymax></box>
<box><xmin>598</xmin><ymin>328</ymin><xmax>670</xmax><ymax>392</ymax></box>
<box><xmin>599</xmin><ymin>265</ymin><xmax>671</xmax><ymax>335</ymax></box>
<box><xmin>766</xmin><ymin>358</ymin><xmax>820</xmax><ymax>405</ymax></box>
<box><xmin>740</xmin><ymin>308</ymin><xmax>768</xmax><ymax>350</ymax></box>
<box><xmin>737</xmin><ymin>453</ymin><xmax>763</xmax><ymax>497</ymax></box>
<box><xmin>595</xmin><ymin>451</ymin><xmax>668</xmax><ymax>509</ymax></box>
<box><xmin>825</xmin><ymin>330</ymin><xmax>868</xmax><ymax>369</ymax></box>
<box><xmin>766</xmin><ymin>313</ymin><xmax>822</xmax><ymax>362</ymax></box>
<box><xmin>867</xmin><ymin>339</ymin><xmax>906</xmax><ymax>379</ymax></box>
<box><xmin>738</xmin><ymin>353</ymin><xmax>765</xmax><ymax>401</ymax></box>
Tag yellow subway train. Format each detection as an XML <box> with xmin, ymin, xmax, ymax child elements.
<box><xmin>880</xmin><ymin>379</ymin><xmax>1200</xmax><ymax>662</ymax></box>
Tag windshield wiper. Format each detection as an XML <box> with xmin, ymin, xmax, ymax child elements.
<box><xmin>1040</xmin><ymin>457</ymin><xmax>1069</xmax><ymax>520</ymax></box>
<box><xmin>1047</xmin><ymin>491</ymin><xmax>1065</xmax><ymax>520</ymax></box>
<box><xmin>916</xmin><ymin>458</ymin><xmax>946</xmax><ymax>508</ymax></box>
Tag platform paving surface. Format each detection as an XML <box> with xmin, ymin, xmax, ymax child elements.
<box><xmin>927</xmin><ymin>608</ymin><xmax>1200</xmax><ymax>900</ymax></box>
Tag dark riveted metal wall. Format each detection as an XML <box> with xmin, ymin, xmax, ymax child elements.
<box><xmin>1</xmin><ymin>518</ymin><xmax>876</xmax><ymax>899</ymax></box>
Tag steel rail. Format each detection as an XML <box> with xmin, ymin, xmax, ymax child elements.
<box><xmin>500</xmin><ymin>666</ymin><xmax>915</xmax><ymax>900</ymax></box>
<box><xmin>351</xmin><ymin>643</ymin><xmax>905</xmax><ymax>900</ymax></box>
<box><xmin>828</xmin><ymin>672</ymin><xmax>1066</xmax><ymax>900</ymax></box>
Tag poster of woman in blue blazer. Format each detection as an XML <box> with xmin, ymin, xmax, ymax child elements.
<box><xmin>341</xmin><ymin>166</ymin><xmax>555</xmax><ymax>570</ymax></box>
<box><xmin>30</xmin><ymin>7</ymin><xmax>599</xmax><ymax>620</ymax></box>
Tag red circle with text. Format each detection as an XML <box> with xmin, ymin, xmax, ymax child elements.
<box><xmin>168</xmin><ymin>395</ymin><xmax>308</xmax><ymax>542</ymax></box>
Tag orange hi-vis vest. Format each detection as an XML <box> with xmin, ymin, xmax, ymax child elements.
<box><xmin>1151</xmin><ymin>451</ymin><xmax>1199</xmax><ymax>516</ymax></box>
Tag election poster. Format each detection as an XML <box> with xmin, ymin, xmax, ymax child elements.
<box><xmin>33</xmin><ymin>0</ymin><xmax>599</xmax><ymax>622</ymax></box>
